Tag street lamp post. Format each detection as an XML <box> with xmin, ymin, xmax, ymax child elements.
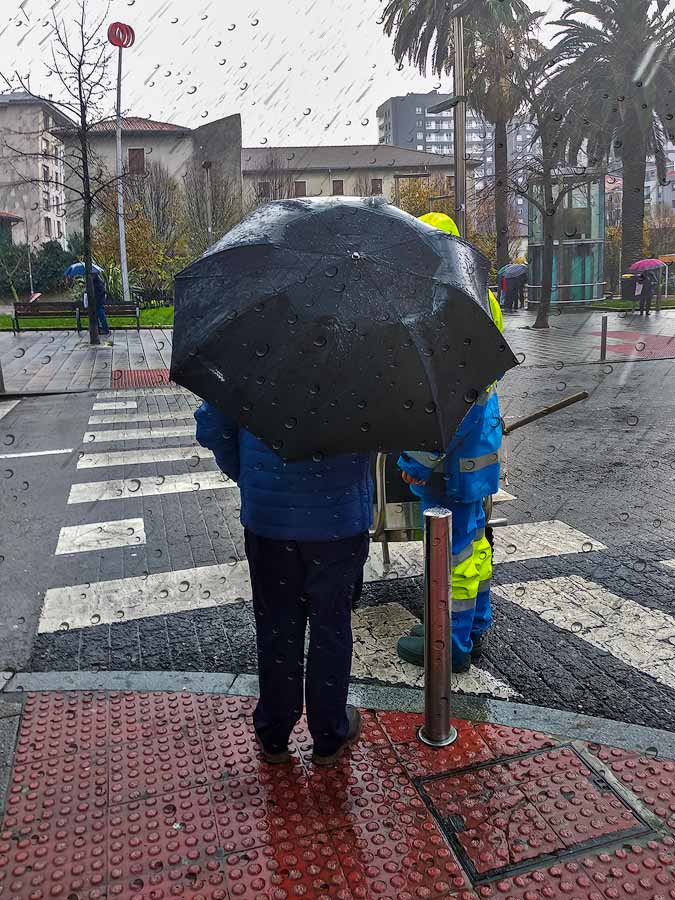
<box><xmin>202</xmin><ymin>161</ymin><xmax>213</xmax><ymax>245</ymax></box>
<box><xmin>107</xmin><ymin>22</ymin><xmax>135</xmax><ymax>305</ymax></box>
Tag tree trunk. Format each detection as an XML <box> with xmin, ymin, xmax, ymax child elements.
<box><xmin>533</xmin><ymin>160</ymin><xmax>555</xmax><ymax>329</ymax></box>
<box><xmin>80</xmin><ymin>128</ymin><xmax>99</xmax><ymax>346</ymax></box>
<box><xmin>494</xmin><ymin>119</ymin><xmax>510</xmax><ymax>271</ymax></box>
<box><xmin>621</xmin><ymin>138</ymin><xmax>648</xmax><ymax>271</ymax></box>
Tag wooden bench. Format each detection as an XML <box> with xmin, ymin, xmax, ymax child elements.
<box><xmin>76</xmin><ymin>302</ymin><xmax>140</xmax><ymax>332</ymax></box>
<box><xmin>12</xmin><ymin>301</ymin><xmax>78</xmax><ymax>333</ymax></box>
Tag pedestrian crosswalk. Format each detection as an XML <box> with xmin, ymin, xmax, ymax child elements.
<box><xmin>67</xmin><ymin>470</ymin><xmax>235</xmax><ymax>503</ymax></box>
<box><xmin>55</xmin><ymin>517</ymin><xmax>146</xmax><ymax>554</ymax></box>
<box><xmin>38</xmin><ymin>385</ymin><xmax>670</xmax><ymax>701</ymax></box>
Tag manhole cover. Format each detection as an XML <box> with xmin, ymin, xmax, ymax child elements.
<box><xmin>420</xmin><ymin>746</ymin><xmax>652</xmax><ymax>884</ymax></box>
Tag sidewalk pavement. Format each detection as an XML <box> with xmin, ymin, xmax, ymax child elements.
<box><xmin>2</xmin><ymin>309</ymin><xmax>675</xmax><ymax>394</ymax></box>
<box><xmin>1</xmin><ymin>684</ymin><xmax>675</xmax><ymax>900</ymax></box>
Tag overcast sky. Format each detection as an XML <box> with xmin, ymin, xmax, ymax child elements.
<box><xmin>1</xmin><ymin>0</ymin><xmax>564</xmax><ymax>147</ymax></box>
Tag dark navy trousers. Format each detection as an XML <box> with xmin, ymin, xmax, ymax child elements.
<box><xmin>244</xmin><ymin>528</ymin><xmax>369</xmax><ymax>757</ymax></box>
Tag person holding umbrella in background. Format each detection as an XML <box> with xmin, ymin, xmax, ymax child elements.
<box><xmin>173</xmin><ymin>197</ymin><xmax>517</xmax><ymax>767</ymax></box>
<box><xmin>64</xmin><ymin>262</ymin><xmax>110</xmax><ymax>335</ymax></box>
<box><xmin>629</xmin><ymin>259</ymin><xmax>666</xmax><ymax>316</ymax></box>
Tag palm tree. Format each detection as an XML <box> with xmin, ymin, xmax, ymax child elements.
<box><xmin>382</xmin><ymin>0</ymin><xmax>535</xmax><ymax>269</ymax></box>
<box><xmin>550</xmin><ymin>0</ymin><xmax>675</xmax><ymax>269</ymax></box>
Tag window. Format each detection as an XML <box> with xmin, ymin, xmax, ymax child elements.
<box><xmin>128</xmin><ymin>148</ymin><xmax>145</xmax><ymax>175</ymax></box>
<box><xmin>416</xmin><ymin>119</ymin><xmax>423</xmax><ymax>127</ymax></box>
<box><xmin>370</xmin><ymin>178</ymin><xmax>383</xmax><ymax>195</ymax></box>
<box><xmin>42</xmin><ymin>165</ymin><xmax>49</xmax><ymax>183</ymax></box>
<box><xmin>42</xmin><ymin>191</ymin><xmax>50</xmax><ymax>210</ymax></box>
<box><xmin>57</xmin><ymin>220</ymin><xmax>62</xmax><ymax>238</ymax></box>
<box><xmin>293</xmin><ymin>181</ymin><xmax>307</xmax><ymax>197</ymax></box>
<box><xmin>257</xmin><ymin>181</ymin><xmax>272</xmax><ymax>199</ymax></box>
<box><xmin>415</xmin><ymin>106</ymin><xmax>422</xmax><ymax>113</ymax></box>
<box><xmin>416</xmin><ymin>132</ymin><xmax>424</xmax><ymax>139</ymax></box>
<box><xmin>44</xmin><ymin>217</ymin><xmax>51</xmax><ymax>237</ymax></box>
<box><xmin>517</xmin><ymin>198</ymin><xmax>524</xmax><ymax>205</ymax></box>
<box><xmin>43</xmin><ymin>111</ymin><xmax>52</xmax><ymax>131</ymax></box>
<box><xmin>42</xmin><ymin>138</ymin><xmax>49</xmax><ymax>157</ymax></box>
<box><xmin>332</xmin><ymin>179</ymin><xmax>344</xmax><ymax>195</ymax></box>
<box><xmin>417</xmin><ymin>145</ymin><xmax>424</xmax><ymax>151</ymax></box>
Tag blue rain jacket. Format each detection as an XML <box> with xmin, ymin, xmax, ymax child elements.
<box><xmin>398</xmin><ymin>390</ymin><xmax>503</xmax><ymax>507</ymax></box>
<box><xmin>195</xmin><ymin>401</ymin><xmax>373</xmax><ymax>541</ymax></box>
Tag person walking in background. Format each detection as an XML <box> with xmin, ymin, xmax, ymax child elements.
<box><xmin>91</xmin><ymin>271</ymin><xmax>110</xmax><ymax>335</ymax></box>
<box><xmin>195</xmin><ymin>401</ymin><xmax>371</xmax><ymax>767</ymax></box>
<box><xmin>636</xmin><ymin>273</ymin><xmax>654</xmax><ymax>316</ymax></box>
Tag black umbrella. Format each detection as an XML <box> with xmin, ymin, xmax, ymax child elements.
<box><xmin>171</xmin><ymin>197</ymin><xmax>518</xmax><ymax>461</ymax></box>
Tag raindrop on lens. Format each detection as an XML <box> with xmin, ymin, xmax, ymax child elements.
<box><xmin>582</xmin><ymin>542</ymin><xmax>593</xmax><ymax>552</ymax></box>
<box><xmin>516</xmin><ymin>352</ymin><xmax>526</xmax><ymax>364</ymax></box>
<box><xmin>627</xmin><ymin>415</ymin><xmax>639</xmax><ymax>426</ymax></box>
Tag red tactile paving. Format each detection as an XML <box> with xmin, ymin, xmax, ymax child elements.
<box><xmin>111</xmin><ymin>368</ymin><xmax>171</xmax><ymax>388</ymax></box>
<box><xmin>2</xmin><ymin>693</ymin><xmax>674</xmax><ymax>900</ymax></box>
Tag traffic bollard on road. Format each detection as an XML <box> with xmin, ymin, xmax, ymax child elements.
<box><xmin>600</xmin><ymin>315</ymin><xmax>608</xmax><ymax>361</ymax></box>
<box><xmin>0</xmin><ymin>357</ymin><xmax>5</xmax><ymax>394</ymax></box>
<box><xmin>418</xmin><ymin>506</ymin><xmax>458</xmax><ymax>748</ymax></box>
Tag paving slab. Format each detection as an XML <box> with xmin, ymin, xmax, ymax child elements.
<box><xmin>1</xmin><ymin>689</ymin><xmax>674</xmax><ymax>899</ymax></box>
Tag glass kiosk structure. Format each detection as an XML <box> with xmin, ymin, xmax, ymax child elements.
<box><xmin>527</xmin><ymin>171</ymin><xmax>606</xmax><ymax>305</ymax></box>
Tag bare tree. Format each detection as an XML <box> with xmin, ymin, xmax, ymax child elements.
<box><xmin>183</xmin><ymin>160</ymin><xmax>242</xmax><ymax>257</ymax></box>
<box><xmin>126</xmin><ymin>161</ymin><xmax>183</xmax><ymax>256</ymax></box>
<box><xmin>1</xmin><ymin>1</ymin><xmax>114</xmax><ymax>344</ymax></box>
<box><xmin>246</xmin><ymin>151</ymin><xmax>296</xmax><ymax>209</ymax></box>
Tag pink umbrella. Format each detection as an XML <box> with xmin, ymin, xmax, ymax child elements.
<box><xmin>629</xmin><ymin>258</ymin><xmax>667</xmax><ymax>272</ymax></box>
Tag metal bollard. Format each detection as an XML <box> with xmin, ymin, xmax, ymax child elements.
<box><xmin>418</xmin><ymin>507</ymin><xmax>458</xmax><ymax>747</ymax></box>
<box><xmin>0</xmin><ymin>358</ymin><xmax>5</xmax><ymax>394</ymax></box>
<box><xmin>600</xmin><ymin>315</ymin><xmax>608</xmax><ymax>361</ymax></box>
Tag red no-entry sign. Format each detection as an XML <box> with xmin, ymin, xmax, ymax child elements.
<box><xmin>107</xmin><ymin>22</ymin><xmax>135</xmax><ymax>48</ymax></box>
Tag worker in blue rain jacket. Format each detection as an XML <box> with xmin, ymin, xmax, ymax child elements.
<box><xmin>397</xmin><ymin>212</ymin><xmax>503</xmax><ymax>673</ymax></box>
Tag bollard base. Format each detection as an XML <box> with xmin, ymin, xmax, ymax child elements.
<box><xmin>417</xmin><ymin>724</ymin><xmax>458</xmax><ymax>748</ymax></box>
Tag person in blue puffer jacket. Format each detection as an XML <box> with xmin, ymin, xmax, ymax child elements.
<box><xmin>195</xmin><ymin>401</ymin><xmax>372</xmax><ymax>767</ymax></box>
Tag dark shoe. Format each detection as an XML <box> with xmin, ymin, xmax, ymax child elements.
<box><xmin>471</xmin><ymin>633</ymin><xmax>485</xmax><ymax>660</ymax></box>
<box><xmin>312</xmin><ymin>706</ymin><xmax>361</xmax><ymax>767</ymax></box>
<box><xmin>397</xmin><ymin>633</ymin><xmax>471</xmax><ymax>673</ymax></box>
<box><xmin>255</xmin><ymin>732</ymin><xmax>291</xmax><ymax>765</ymax></box>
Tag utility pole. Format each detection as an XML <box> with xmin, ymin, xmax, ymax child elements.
<box><xmin>202</xmin><ymin>160</ymin><xmax>213</xmax><ymax>245</ymax></box>
<box><xmin>107</xmin><ymin>22</ymin><xmax>135</xmax><ymax>304</ymax></box>
<box><xmin>452</xmin><ymin>15</ymin><xmax>467</xmax><ymax>239</ymax></box>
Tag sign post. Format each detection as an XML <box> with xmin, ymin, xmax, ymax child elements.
<box><xmin>107</xmin><ymin>22</ymin><xmax>135</xmax><ymax>305</ymax></box>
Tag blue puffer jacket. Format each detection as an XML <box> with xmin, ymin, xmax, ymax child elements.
<box><xmin>195</xmin><ymin>402</ymin><xmax>373</xmax><ymax>541</ymax></box>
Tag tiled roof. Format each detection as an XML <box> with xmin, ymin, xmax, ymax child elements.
<box><xmin>241</xmin><ymin>144</ymin><xmax>468</xmax><ymax>172</ymax></box>
<box><xmin>88</xmin><ymin>116</ymin><xmax>191</xmax><ymax>134</ymax></box>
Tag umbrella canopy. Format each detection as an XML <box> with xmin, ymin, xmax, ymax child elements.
<box><xmin>171</xmin><ymin>196</ymin><xmax>518</xmax><ymax>461</ymax></box>
<box><xmin>64</xmin><ymin>262</ymin><xmax>102</xmax><ymax>277</ymax></box>
<box><xmin>498</xmin><ymin>263</ymin><xmax>527</xmax><ymax>279</ymax></box>
<box><xmin>629</xmin><ymin>259</ymin><xmax>666</xmax><ymax>273</ymax></box>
